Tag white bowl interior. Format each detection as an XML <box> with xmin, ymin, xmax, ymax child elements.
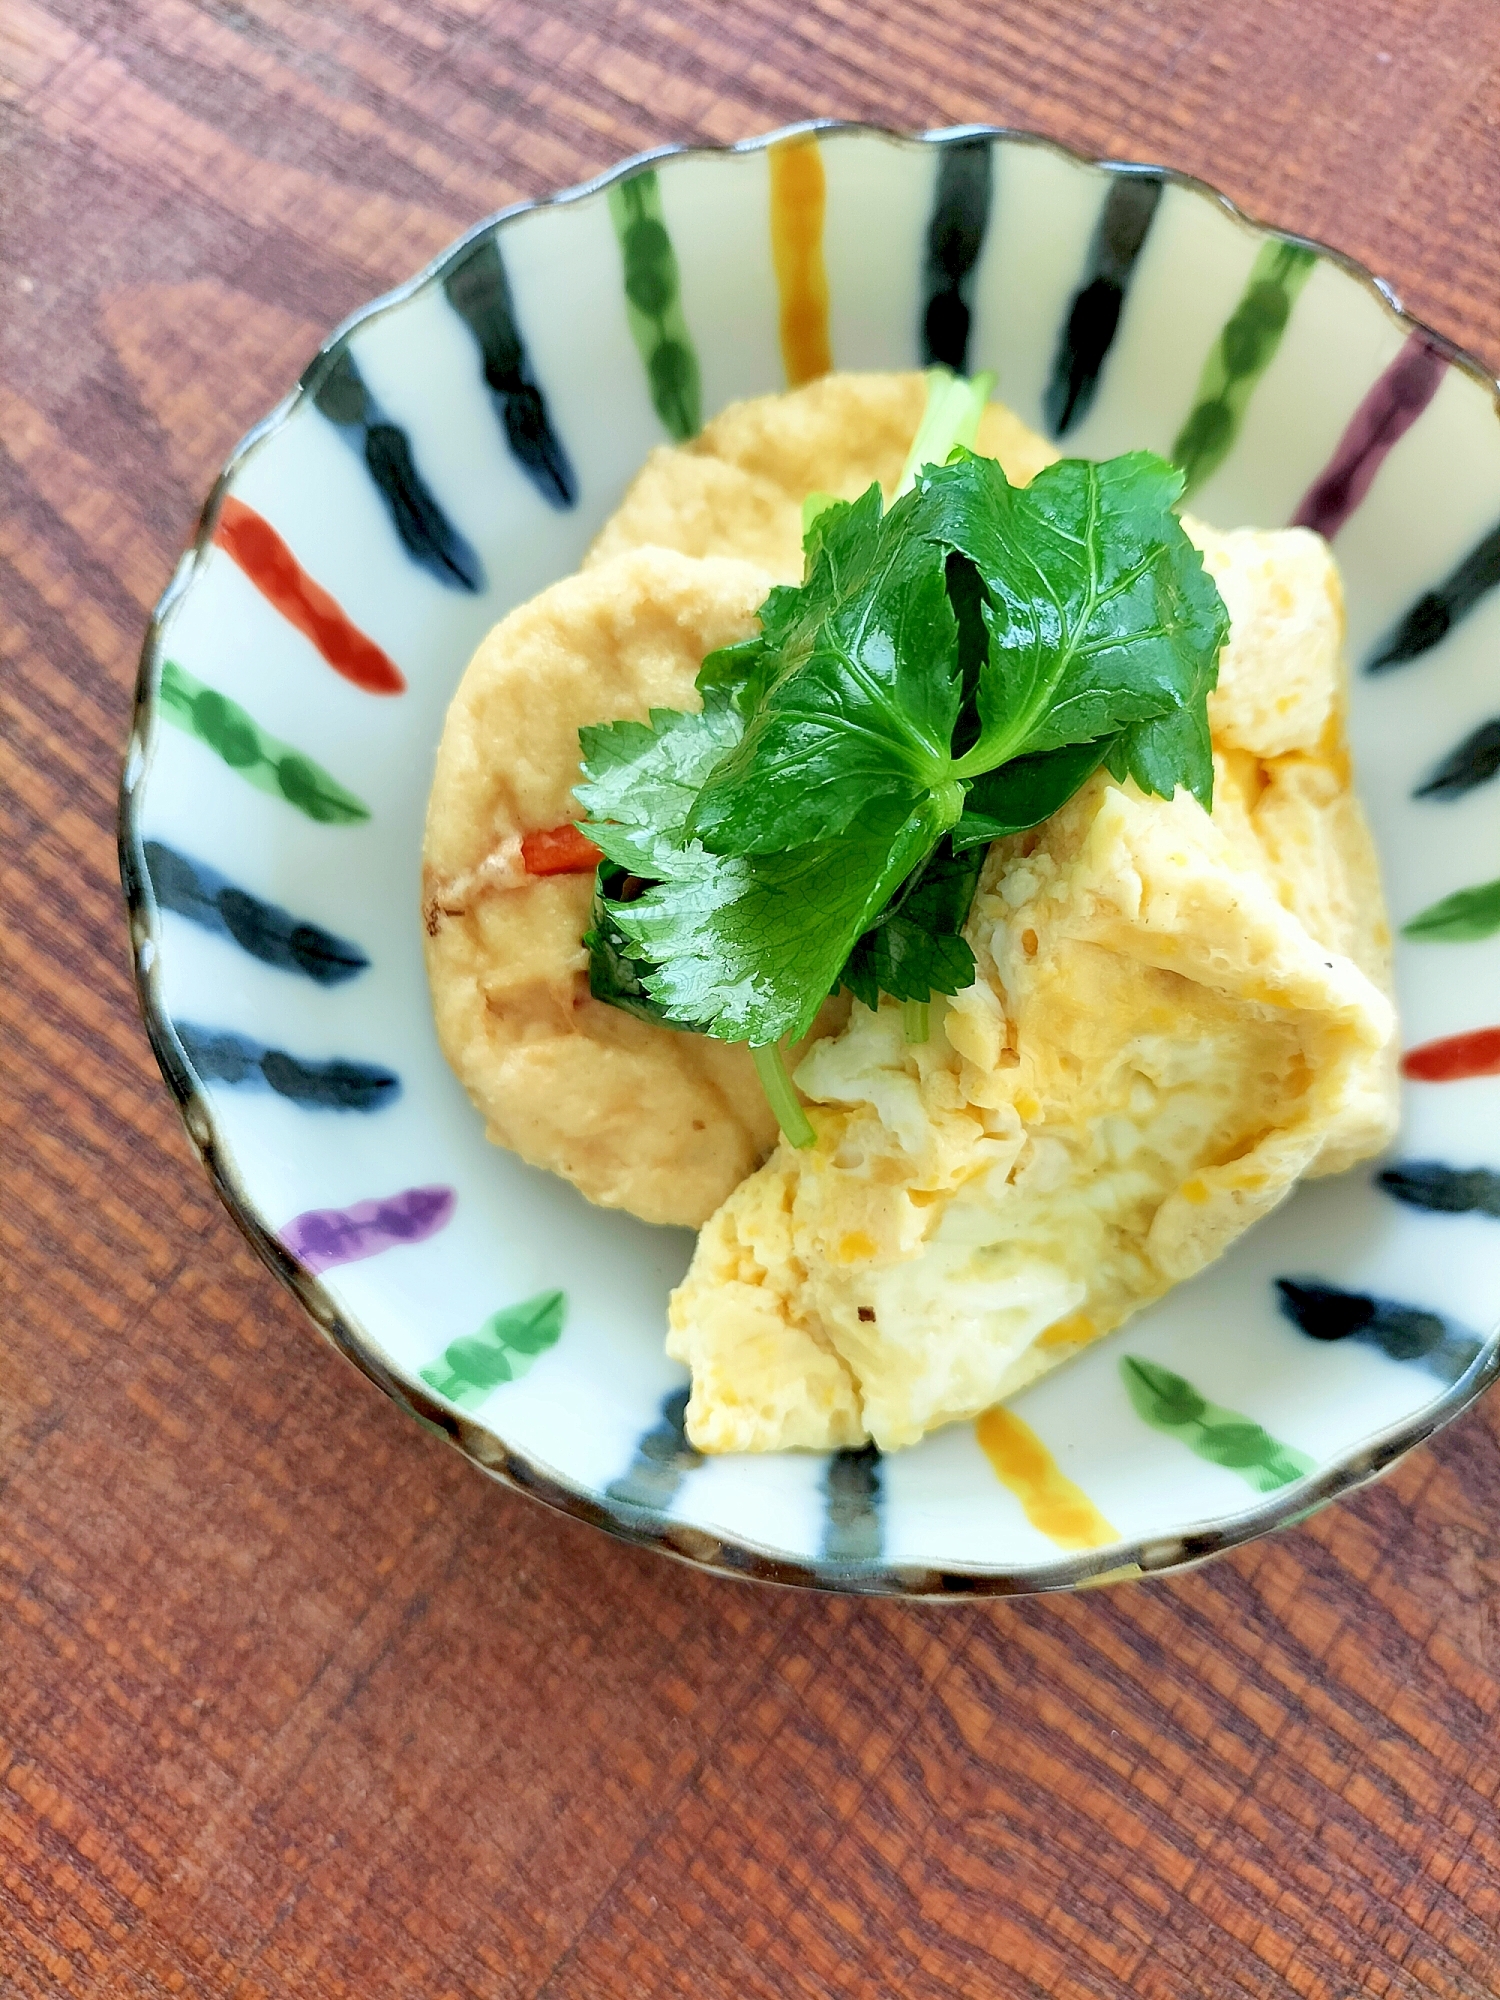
<box><xmin>125</xmin><ymin>127</ymin><xmax>1500</xmax><ymax>1590</ymax></box>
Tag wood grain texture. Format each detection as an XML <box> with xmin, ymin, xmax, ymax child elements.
<box><xmin>4</xmin><ymin>2</ymin><xmax>1500</xmax><ymax>1993</ymax></box>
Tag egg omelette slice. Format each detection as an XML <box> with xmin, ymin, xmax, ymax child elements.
<box><xmin>665</xmin><ymin>506</ymin><xmax>1398</xmax><ymax>1453</ymax></box>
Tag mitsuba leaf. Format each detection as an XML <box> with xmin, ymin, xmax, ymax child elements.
<box><xmin>694</xmin><ymin>634</ymin><xmax>773</xmax><ymax>717</ymax></box>
<box><xmin>1106</xmin><ymin>692</ymin><xmax>1215</xmax><ymax>809</ymax></box>
<box><xmin>695</xmin><ymin>555</ymin><xmax>824</xmax><ymax>715</ymax></box>
<box><xmin>607</xmin><ymin>791</ymin><xmax>937</xmax><ymax>1045</ymax></box>
<box><xmin>687</xmin><ymin>486</ymin><xmax>962</xmax><ymax>856</ymax></box>
<box><xmin>915</xmin><ymin>450</ymin><xmax>1228</xmax><ymax>780</ymax></box>
<box><xmin>574</xmin><ymin>405</ymin><xmax>1230</xmax><ymax>1058</ymax></box>
<box><xmin>582</xmin><ymin>867</ymin><xmax>687</xmax><ymax>1028</ymax></box>
<box><xmin>843</xmin><ymin>924</ymin><xmax>975</xmax><ymax>1010</ymax></box>
<box><xmin>576</xmin><ymin>698</ymin><xmax>742</xmax><ymax>873</ymax></box>
<box><xmin>952</xmin><ymin>737</ymin><xmax>1111</xmax><ymax>851</ymax></box>
<box><xmin>798</xmin><ymin>491</ymin><xmax>859</xmax><ymax>569</ymax></box>
<box><xmin>945</xmin><ymin>551</ymin><xmax>990</xmax><ymax>757</ymax></box>
<box><xmin>891</xmin><ymin>837</ymin><xmax>988</xmax><ymax>936</ymax></box>
<box><xmin>841</xmin><ymin>838</ymin><xmax>983</xmax><ymax>1008</ymax></box>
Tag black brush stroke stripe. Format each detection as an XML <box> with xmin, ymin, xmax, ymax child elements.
<box><xmin>443</xmin><ymin>237</ymin><xmax>578</xmax><ymax>510</ymax></box>
<box><xmin>1044</xmin><ymin>173</ymin><xmax>1163</xmax><ymax>437</ymax></box>
<box><xmin>144</xmin><ymin>841</ymin><xmax>368</xmax><ymax>984</ymax></box>
<box><xmin>822</xmin><ymin>1443</ymin><xmax>884</xmax><ymax>1562</ymax></box>
<box><xmin>174</xmin><ymin>1021</ymin><xmax>399</xmax><ymax>1111</ymax></box>
<box><xmin>1414</xmin><ymin>717</ymin><xmax>1500</xmax><ymax>799</ymax></box>
<box><xmin>921</xmin><ymin>138</ymin><xmax>993</xmax><ymax>372</ymax></box>
<box><xmin>305</xmin><ymin>346</ymin><xmax>484</xmax><ymax>592</ymax></box>
<box><xmin>1276</xmin><ymin>1278</ymin><xmax>1483</xmax><ymax>1385</ymax></box>
<box><xmin>1367</xmin><ymin>520</ymin><xmax>1500</xmax><ymax>672</ymax></box>
<box><xmin>604</xmin><ymin>1387</ymin><xmax>702</xmax><ymax>1515</ymax></box>
<box><xmin>1376</xmin><ymin>1162</ymin><xmax>1500</xmax><ymax>1219</ymax></box>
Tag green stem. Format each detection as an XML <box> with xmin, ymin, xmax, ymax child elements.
<box><xmin>950</xmin><ymin>370</ymin><xmax>996</xmax><ymax>452</ymax></box>
<box><xmin>933</xmin><ymin>779</ymin><xmax>966</xmax><ymax>830</ymax></box>
<box><xmin>895</xmin><ymin>367</ymin><xmax>997</xmax><ymax>499</ymax></box>
<box><xmin>802</xmin><ymin>489</ymin><xmax>840</xmax><ymax>535</ymax></box>
<box><xmin>902</xmin><ymin>1000</ymin><xmax>930</xmax><ymax>1045</ymax></box>
<box><xmin>751</xmin><ymin>1042</ymin><xmax>816</xmax><ymax>1149</ymax></box>
<box><xmin>951</xmin><ymin>692</ymin><xmax>1063</xmax><ymax>781</ymax></box>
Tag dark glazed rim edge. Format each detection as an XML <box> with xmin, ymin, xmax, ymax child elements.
<box><xmin>118</xmin><ymin>118</ymin><xmax>1500</xmax><ymax>1600</ymax></box>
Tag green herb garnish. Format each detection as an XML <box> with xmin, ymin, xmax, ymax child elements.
<box><xmin>577</xmin><ymin>372</ymin><xmax>1229</xmax><ymax>1141</ymax></box>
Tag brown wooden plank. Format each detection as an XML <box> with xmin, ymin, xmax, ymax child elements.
<box><xmin>5</xmin><ymin>2</ymin><xmax>1500</xmax><ymax>1994</ymax></box>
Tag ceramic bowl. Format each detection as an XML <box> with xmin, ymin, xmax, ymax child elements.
<box><xmin>120</xmin><ymin>122</ymin><xmax>1500</xmax><ymax>1596</ymax></box>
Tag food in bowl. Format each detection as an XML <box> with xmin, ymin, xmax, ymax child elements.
<box><xmin>423</xmin><ymin>369</ymin><xmax>1398</xmax><ymax>1453</ymax></box>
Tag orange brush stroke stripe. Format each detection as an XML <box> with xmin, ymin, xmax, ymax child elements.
<box><xmin>769</xmin><ymin>138</ymin><xmax>832</xmax><ymax>387</ymax></box>
<box><xmin>521</xmin><ymin>823</ymin><xmax>603</xmax><ymax>876</ymax></box>
<box><xmin>975</xmin><ymin>1406</ymin><xmax>1118</xmax><ymax>1551</ymax></box>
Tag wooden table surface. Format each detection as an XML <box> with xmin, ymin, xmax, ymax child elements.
<box><xmin>6</xmin><ymin>3</ymin><xmax>1500</xmax><ymax>1994</ymax></box>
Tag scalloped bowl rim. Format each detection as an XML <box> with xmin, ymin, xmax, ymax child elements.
<box><xmin>118</xmin><ymin>118</ymin><xmax>1500</xmax><ymax>1598</ymax></box>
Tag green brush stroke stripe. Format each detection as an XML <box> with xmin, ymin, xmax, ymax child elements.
<box><xmin>1172</xmin><ymin>240</ymin><xmax>1317</xmax><ymax>496</ymax></box>
<box><xmin>421</xmin><ymin>1289</ymin><xmax>565</xmax><ymax>1410</ymax></box>
<box><xmin>1120</xmin><ymin>1356</ymin><xmax>1313</xmax><ymax>1493</ymax></box>
<box><xmin>159</xmin><ymin>660</ymin><xmax>370</xmax><ymax>825</ymax></box>
<box><xmin>608</xmin><ymin>171</ymin><xmax>702</xmax><ymax>441</ymax></box>
<box><xmin>1403</xmin><ymin>876</ymin><xmax>1500</xmax><ymax>942</ymax></box>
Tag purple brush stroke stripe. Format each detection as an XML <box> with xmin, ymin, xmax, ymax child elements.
<box><xmin>1291</xmin><ymin>332</ymin><xmax>1448</xmax><ymax>539</ymax></box>
<box><xmin>280</xmin><ymin>1184</ymin><xmax>456</xmax><ymax>1273</ymax></box>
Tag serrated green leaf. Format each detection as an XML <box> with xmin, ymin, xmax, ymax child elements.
<box><xmin>694</xmin><ymin>634</ymin><xmax>774</xmax><ymax>717</ymax></box>
<box><xmin>844</xmin><ymin>920</ymin><xmax>976</xmax><ymax>1007</ymax></box>
<box><xmin>841</xmin><ymin>836</ymin><xmax>984</xmax><ymax>1006</ymax></box>
<box><xmin>577</xmin><ymin>700</ymin><xmax>742</xmax><ymax>874</ymax></box>
<box><xmin>610</xmin><ymin>792</ymin><xmax>936</xmax><ymax>1044</ymax></box>
<box><xmin>1106</xmin><ymin>691</ymin><xmax>1216</xmax><ymax>810</ymax></box>
<box><xmin>575</xmin><ymin>410</ymin><xmax>1228</xmax><ymax>1052</ymax></box>
<box><xmin>687</xmin><ymin>486</ymin><xmax>962</xmax><ymax>855</ymax></box>
<box><xmin>583</xmin><ymin>868</ymin><xmax>690</xmax><ymax>1028</ymax></box>
<box><xmin>915</xmin><ymin>450</ymin><xmax>1226</xmax><ymax>776</ymax></box>
<box><xmin>953</xmin><ymin>737</ymin><xmax>1112</xmax><ymax>851</ymax></box>
<box><xmin>887</xmin><ymin>834</ymin><xmax>987</xmax><ymax>935</ymax></box>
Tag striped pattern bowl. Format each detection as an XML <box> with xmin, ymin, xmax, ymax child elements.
<box><xmin>121</xmin><ymin>123</ymin><xmax>1500</xmax><ymax>1596</ymax></box>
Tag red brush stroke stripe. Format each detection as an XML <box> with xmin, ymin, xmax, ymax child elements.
<box><xmin>1290</xmin><ymin>332</ymin><xmax>1448</xmax><ymax>540</ymax></box>
<box><xmin>214</xmin><ymin>496</ymin><xmax>406</xmax><ymax>695</ymax></box>
<box><xmin>522</xmin><ymin>823</ymin><xmax>603</xmax><ymax>875</ymax></box>
<box><xmin>1402</xmin><ymin>1026</ymin><xmax>1500</xmax><ymax>1082</ymax></box>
